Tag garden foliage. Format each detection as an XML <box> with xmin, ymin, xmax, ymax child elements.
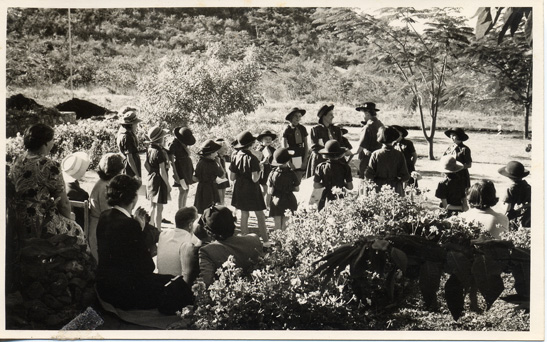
<box><xmin>182</xmin><ymin>184</ymin><xmax>530</xmax><ymax>329</ymax></box>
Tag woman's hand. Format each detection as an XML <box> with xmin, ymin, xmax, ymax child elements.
<box><xmin>134</xmin><ymin>206</ymin><xmax>148</xmax><ymax>230</ymax></box>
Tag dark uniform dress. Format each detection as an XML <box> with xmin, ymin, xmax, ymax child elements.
<box><xmin>257</xmin><ymin>145</ymin><xmax>275</xmax><ymax>186</ymax></box>
<box><xmin>394</xmin><ymin>138</ymin><xmax>417</xmax><ymax>185</ymax></box>
<box><xmin>282</xmin><ymin>124</ymin><xmax>308</xmax><ymax>168</ymax></box>
<box><xmin>194</xmin><ymin>158</ymin><xmax>223</xmax><ymax>214</ymax></box>
<box><xmin>168</xmin><ymin>138</ymin><xmax>194</xmax><ymax>188</ymax></box>
<box><xmin>443</xmin><ymin>143</ymin><xmax>472</xmax><ymax>189</ymax></box>
<box><xmin>146</xmin><ymin>143</ymin><xmax>169</xmax><ymax>204</ymax></box>
<box><xmin>66</xmin><ymin>180</ymin><xmax>90</xmax><ymax>229</ymax></box>
<box><xmin>365</xmin><ymin>146</ymin><xmax>410</xmax><ymax>196</ymax></box>
<box><xmin>503</xmin><ymin>179</ymin><xmax>531</xmax><ymax>227</ymax></box>
<box><xmin>435</xmin><ymin>173</ymin><xmax>467</xmax><ymax>216</ymax></box>
<box><xmin>267</xmin><ymin>167</ymin><xmax>300</xmax><ymax>217</ymax></box>
<box><xmin>96</xmin><ymin>208</ymin><xmax>193</xmax><ymax>314</ymax></box>
<box><xmin>230</xmin><ymin>150</ymin><xmax>266</xmax><ymax>211</ymax></box>
<box><xmin>117</xmin><ymin>129</ymin><xmax>141</xmax><ymax>178</ymax></box>
<box><xmin>305</xmin><ymin>124</ymin><xmax>350</xmax><ymax>179</ymax></box>
<box><xmin>313</xmin><ymin>159</ymin><xmax>353</xmax><ymax>211</ymax></box>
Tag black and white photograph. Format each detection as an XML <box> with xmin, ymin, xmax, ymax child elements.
<box><xmin>1</xmin><ymin>0</ymin><xmax>544</xmax><ymax>339</ymax></box>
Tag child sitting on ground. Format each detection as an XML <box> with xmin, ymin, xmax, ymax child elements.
<box><xmin>498</xmin><ymin>161</ymin><xmax>531</xmax><ymax>228</ymax></box>
<box><xmin>267</xmin><ymin>147</ymin><xmax>300</xmax><ymax>230</ymax></box>
<box><xmin>435</xmin><ymin>155</ymin><xmax>468</xmax><ymax>216</ymax></box>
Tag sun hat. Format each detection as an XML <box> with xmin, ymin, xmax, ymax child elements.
<box><xmin>391</xmin><ymin>125</ymin><xmax>408</xmax><ymax>138</ymax></box>
<box><xmin>378</xmin><ymin>126</ymin><xmax>400</xmax><ymax>144</ymax></box>
<box><xmin>285</xmin><ymin>107</ymin><xmax>306</xmax><ymax>122</ymax></box>
<box><xmin>197</xmin><ymin>139</ymin><xmax>222</xmax><ymax>156</ymax></box>
<box><xmin>318</xmin><ymin>140</ymin><xmax>348</xmax><ymax>157</ymax></box>
<box><xmin>199</xmin><ymin>205</ymin><xmax>236</xmax><ymax>240</ymax></box>
<box><xmin>498</xmin><ymin>161</ymin><xmax>530</xmax><ymax>179</ymax></box>
<box><xmin>440</xmin><ymin>155</ymin><xmax>464</xmax><ymax>173</ymax></box>
<box><xmin>118</xmin><ymin>106</ymin><xmax>141</xmax><ymax>125</ymax></box>
<box><xmin>62</xmin><ymin>152</ymin><xmax>91</xmax><ymax>180</ymax></box>
<box><xmin>98</xmin><ymin>153</ymin><xmax>124</xmax><ymax>179</ymax></box>
<box><xmin>174</xmin><ymin>127</ymin><xmax>196</xmax><ymax>146</ymax></box>
<box><xmin>317</xmin><ymin>104</ymin><xmax>334</xmax><ymax>124</ymax></box>
<box><xmin>147</xmin><ymin>126</ymin><xmax>169</xmax><ymax>143</ymax></box>
<box><xmin>233</xmin><ymin>131</ymin><xmax>257</xmax><ymax>149</ymax></box>
<box><xmin>338</xmin><ymin>125</ymin><xmax>349</xmax><ymax>135</ymax></box>
<box><xmin>444</xmin><ymin>128</ymin><xmax>469</xmax><ymax>142</ymax></box>
<box><xmin>271</xmin><ymin>147</ymin><xmax>295</xmax><ymax>166</ymax></box>
<box><xmin>355</xmin><ymin>102</ymin><xmax>380</xmax><ymax>112</ymax></box>
<box><xmin>256</xmin><ymin>130</ymin><xmax>278</xmax><ymax>142</ymax></box>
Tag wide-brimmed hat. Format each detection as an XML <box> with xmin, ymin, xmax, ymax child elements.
<box><xmin>285</xmin><ymin>107</ymin><xmax>306</xmax><ymax>122</ymax></box>
<box><xmin>440</xmin><ymin>155</ymin><xmax>464</xmax><ymax>173</ymax></box>
<box><xmin>391</xmin><ymin>125</ymin><xmax>408</xmax><ymax>138</ymax></box>
<box><xmin>338</xmin><ymin>125</ymin><xmax>349</xmax><ymax>135</ymax></box>
<box><xmin>62</xmin><ymin>152</ymin><xmax>90</xmax><ymax>180</ymax></box>
<box><xmin>356</xmin><ymin>102</ymin><xmax>380</xmax><ymax>112</ymax></box>
<box><xmin>271</xmin><ymin>147</ymin><xmax>295</xmax><ymax>166</ymax></box>
<box><xmin>318</xmin><ymin>140</ymin><xmax>348</xmax><ymax>157</ymax></box>
<box><xmin>317</xmin><ymin>104</ymin><xmax>334</xmax><ymax>124</ymax></box>
<box><xmin>98</xmin><ymin>153</ymin><xmax>124</xmax><ymax>178</ymax></box>
<box><xmin>378</xmin><ymin>126</ymin><xmax>400</xmax><ymax>144</ymax></box>
<box><xmin>118</xmin><ymin>106</ymin><xmax>141</xmax><ymax>125</ymax></box>
<box><xmin>174</xmin><ymin>127</ymin><xmax>196</xmax><ymax>146</ymax></box>
<box><xmin>444</xmin><ymin>127</ymin><xmax>469</xmax><ymax>141</ymax></box>
<box><xmin>147</xmin><ymin>126</ymin><xmax>169</xmax><ymax>143</ymax></box>
<box><xmin>498</xmin><ymin>161</ymin><xmax>530</xmax><ymax>179</ymax></box>
<box><xmin>197</xmin><ymin>139</ymin><xmax>222</xmax><ymax>156</ymax></box>
<box><xmin>200</xmin><ymin>205</ymin><xmax>236</xmax><ymax>240</ymax></box>
<box><xmin>233</xmin><ymin>131</ymin><xmax>257</xmax><ymax>149</ymax></box>
<box><xmin>256</xmin><ymin>130</ymin><xmax>278</xmax><ymax>142</ymax></box>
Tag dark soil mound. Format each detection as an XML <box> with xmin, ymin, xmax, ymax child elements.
<box><xmin>7</xmin><ymin>94</ymin><xmax>44</xmax><ymax>110</ymax></box>
<box><xmin>56</xmin><ymin>98</ymin><xmax>114</xmax><ymax>119</ymax></box>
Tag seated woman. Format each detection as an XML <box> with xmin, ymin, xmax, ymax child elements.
<box><xmin>198</xmin><ymin>205</ymin><xmax>264</xmax><ymax>286</ymax></box>
<box><xmin>96</xmin><ymin>175</ymin><xmax>193</xmax><ymax>315</ymax></box>
<box><xmin>9</xmin><ymin>123</ymin><xmax>86</xmax><ymax>245</ymax></box>
<box><xmin>460</xmin><ymin>180</ymin><xmax>509</xmax><ymax>239</ymax></box>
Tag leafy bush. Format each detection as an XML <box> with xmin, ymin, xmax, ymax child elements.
<box><xmin>181</xmin><ymin>184</ymin><xmax>529</xmax><ymax>329</ymax></box>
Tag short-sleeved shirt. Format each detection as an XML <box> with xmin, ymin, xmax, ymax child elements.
<box><xmin>168</xmin><ymin>138</ymin><xmax>195</xmax><ymax>186</ymax></box>
<box><xmin>460</xmin><ymin>208</ymin><xmax>509</xmax><ymax>239</ymax></box>
<box><xmin>229</xmin><ymin>150</ymin><xmax>266</xmax><ymax>211</ymax></box>
<box><xmin>365</xmin><ymin>146</ymin><xmax>410</xmax><ymax>182</ymax></box>
<box><xmin>435</xmin><ymin>174</ymin><xmax>467</xmax><ymax>206</ymax></box>
<box><xmin>282</xmin><ymin>124</ymin><xmax>308</xmax><ymax>157</ymax></box>
<box><xmin>394</xmin><ymin>138</ymin><xmax>416</xmax><ymax>173</ymax></box>
<box><xmin>157</xmin><ymin>228</ymin><xmax>201</xmax><ymax>278</ymax></box>
<box><xmin>314</xmin><ymin>159</ymin><xmax>352</xmax><ymax>198</ymax></box>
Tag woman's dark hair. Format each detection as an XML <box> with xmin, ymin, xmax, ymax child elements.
<box><xmin>467</xmin><ymin>179</ymin><xmax>499</xmax><ymax>209</ymax></box>
<box><xmin>106</xmin><ymin>174</ymin><xmax>142</xmax><ymax>207</ymax></box>
<box><xmin>23</xmin><ymin>123</ymin><xmax>54</xmax><ymax>152</ymax></box>
<box><xmin>97</xmin><ymin>153</ymin><xmax>124</xmax><ymax>181</ymax></box>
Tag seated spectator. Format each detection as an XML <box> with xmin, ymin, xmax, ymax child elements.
<box><xmin>9</xmin><ymin>123</ymin><xmax>86</xmax><ymax>245</ymax></box>
<box><xmin>96</xmin><ymin>175</ymin><xmax>193</xmax><ymax>314</ymax></box>
<box><xmin>198</xmin><ymin>205</ymin><xmax>263</xmax><ymax>286</ymax></box>
<box><xmin>460</xmin><ymin>180</ymin><xmax>509</xmax><ymax>239</ymax></box>
<box><xmin>157</xmin><ymin>206</ymin><xmax>202</xmax><ymax>284</ymax></box>
<box><xmin>62</xmin><ymin>152</ymin><xmax>91</xmax><ymax>229</ymax></box>
<box><xmin>88</xmin><ymin>153</ymin><xmax>125</xmax><ymax>262</ymax></box>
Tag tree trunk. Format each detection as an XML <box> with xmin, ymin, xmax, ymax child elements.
<box><xmin>427</xmin><ymin>137</ymin><xmax>434</xmax><ymax>160</ymax></box>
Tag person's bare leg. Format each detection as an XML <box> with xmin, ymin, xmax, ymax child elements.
<box><xmin>240</xmin><ymin>211</ymin><xmax>250</xmax><ymax>235</ymax></box>
<box><xmin>255</xmin><ymin>211</ymin><xmax>268</xmax><ymax>242</ymax></box>
<box><xmin>273</xmin><ymin>216</ymin><xmax>282</xmax><ymax>231</ymax></box>
<box><xmin>178</xmin><ymin>188</ymin><xmax>188</xmax><ymax>209</ymax></box>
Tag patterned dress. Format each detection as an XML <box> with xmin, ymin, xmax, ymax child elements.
<box><xmin>230</xmin><ymin>150</ymin><xmax>266</xmax><ymax>211</ymax></box>
<box><xmin>267</xmin><ymin>166</ymin><xmax>300</xmax><ymax>217</ymax></box>
<box><xmin>9</xmin><ymin>152</ymin><xmax>86</xmax><ymax>245</ymax></box>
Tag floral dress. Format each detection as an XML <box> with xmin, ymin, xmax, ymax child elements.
<box><xmin>9</xmin><ymin>152</ymin><xmax>86</xmax><ymax>245</ymax></box>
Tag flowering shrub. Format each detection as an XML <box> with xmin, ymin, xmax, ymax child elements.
<box><xmin>181</xmin><ymin>183</ymin><xmax>529</xmax><ymax>329</ymax></box>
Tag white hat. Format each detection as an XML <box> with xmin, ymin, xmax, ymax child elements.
<box><xmin>62</xmin><ymin>152</ymin><xmax>90</xmax><ymax>180</ymax></box>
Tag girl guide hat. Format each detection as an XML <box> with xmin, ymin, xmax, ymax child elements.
<box><xmin>377</xmin><ymin>126</ymin><xmax>400</xmax><ymax>144</ymax></box>
<box><xmin>439</xmin><ymin>155</ymin><xmax>464</xmax><ymax>173</ymax></box>
<box><xmin>174</xmin><ymin>127</ymin><xmax>196</xmax><ymax>146</ymax></box>
<box><xmin>285</xmin><ymin>107</ymin><xmax>306</xmax><ymax>122</ymax></box>
<box><xmin>355</xmin><ymin>102</ymin><xmax>380</xmax><ymax>113</ymax></box>
<box><xmin>444</xmin><ymin>127</ymin><xmax>469</xmax><ymax>142</ymax></box>
<box><xmin>197</xmin><ymin>139</ymin><xmax>222</xmax><ymax>156</ymax></box>
<box><xmin>271</xmin><ymin>147</ymin><xmax>295</xmax><ymax>166</ymax></box>
<box><xmin>317</xmin><ymin>104</ymin><xmax>334</xmax><ymax>124</ymax></box>
<box><xmin>118</xmin><ymin>106</ymin><xmax>141</xmax><ymax>125</ymax></box>
<box><xmin>391</xmin><ymin>125</ymin><xmax>408</xmax><ymax>138</ymax></box>
<box><xmin>256</xmin><ymin>130</ymin><xmax>278</xmax><ymax>142</ymax></box>
<box><xmin>62</xmin><ymin>152</ymin><xmax>91</xmax><ymax>180</ymax></box>
<box><xmin>233</xmin><ymin>131</ymin><xmax>257</xmax><ymax>149</ymax></box>
<box><xmin>498</xmin><ymin>161</ymin><xmax>530</xmax><ymax>179</ymax></box>
<box><xmin>318</xmin><ymin>140</ymin><xmax>348</xmax><ymax>158</ymax></box>
<box><xmin>147</xmin><ymin>126</ymin><xmax>169</xmax><ymax>143</ymax></box>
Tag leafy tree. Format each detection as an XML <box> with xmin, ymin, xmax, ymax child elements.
<box><xmin>314</xmin><ymin>7</ymin><xmax>473</xmax><ymax>159</ymax></box>
<box><xmin>475</xmin><ymin>7</ymin><xmax>532</xmax><ymax>45</ymax></box>
<box><xmin>137</xmin><ymin>44</ymin><xmax>264</xmax><ymax>128</ymax></box>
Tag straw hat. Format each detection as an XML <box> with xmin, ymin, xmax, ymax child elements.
<box><xmin>147</xmin><ymin>126</ymin><xmax>169</xmax><ymax>143</ymax></box>
<box><xmin>498</xmin><ymin>161</ymin><xmax>530</xmax><ymax>179</ymax></box>
<box><xmin>439</xmin><ymin>155</ymin><xmax>464</xmax><ymax>173</ymax></box>
<box><xmin>62</xmin><ymin>152</ymin><xmax>90</xmax><ymax>180</ymax></box>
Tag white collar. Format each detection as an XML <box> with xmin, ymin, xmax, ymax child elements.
<box><xmin>114</xmin><ymin>205</ymin><xmax>132</xmax><ymax>218</ymax></box>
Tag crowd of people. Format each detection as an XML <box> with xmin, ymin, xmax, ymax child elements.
<box><xmin>6</xmin><ymin>102</ymin><xmax>531</xmax><ymax>316</ymax></box>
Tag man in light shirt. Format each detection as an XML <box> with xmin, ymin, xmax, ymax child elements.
<box><xmin>157</xmin><ymin>206</ymin><xmax>201</xmax><ymax>284</ymax></box>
